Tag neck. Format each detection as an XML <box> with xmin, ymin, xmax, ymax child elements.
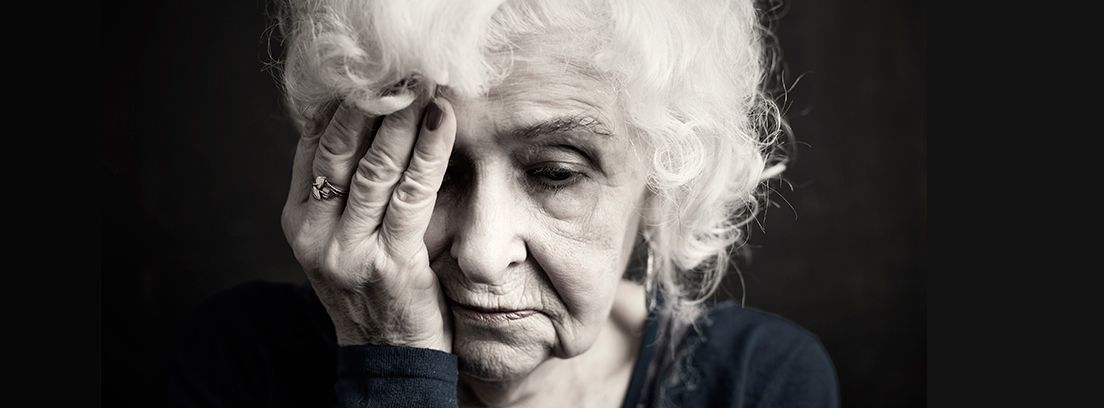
<box><xmin>459</xmin><ymin>281</ymin><xmax>648</xmax><ymax>407</ymax></box>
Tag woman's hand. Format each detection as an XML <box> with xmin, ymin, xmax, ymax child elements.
<box><xmin>281</xmin><ymin>97</ymin><xmax>457</xmax><ymax>352</ymax></box>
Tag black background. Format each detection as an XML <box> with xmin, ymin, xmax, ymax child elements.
<box><xmin>103</xmin><ymin>0</ymin><xmax>925</xmax><ymax>406</ymax></box>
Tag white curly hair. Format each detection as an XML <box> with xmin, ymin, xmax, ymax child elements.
<box><xmin>274</xmin><ymin>0</ymin><xmax>789</xmax><ymax>322</ymax></box>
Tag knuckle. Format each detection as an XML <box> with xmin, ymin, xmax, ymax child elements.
<box><xmin>379</xmin><ymin>109</ymin><xmax>415</xmax><ymax>133</ymax></box>
<box><xmin>330</xmin><ymin>114</ymin><xmax>359</xmax><ymax>138</ymax></box>
<box><xmin>368</xmin><ymin>255</ymin><xmax>390</xmax><ymax>278</ymax></box>
<box><xmin>371</xmin><ymin>146</ymin><xmax>404</xmax><ymax>172</ymax></box>
<box><xmin>317</xmin><ymin>134</ymin><xmax>349</xmax><ymax>160</ymax></box>
<box><xmin>290</xmin><ymin>231</ymin><xmax>317</xmax><ymax>256</ymax></box>
<box><xmin>355</xmin><ymin>154</ymin><xmax>398</xmax><ymax>186</ymax></box>
<box><xmin>394</xmin><ymin>172</ymin><xmax>435</xmax><ymax>203</ymax></box>
<box><xmin>297</xmin><ymin>132</ymin><xmax>320</xmax><ymax>151</ymax></box>
<box><xmin>345</xmin><ymin>201</ymin><xmax>386</xmax><ymax>229</ymax></box>
<box><xmin>326</xmin><ymin>103</ymin><xmax>366</xmax><ymax>135</ymax></box>
<box><xmin>413</xmin><ymin>142</ymin><xmax>444</xmax><ymax>165</ymax></box>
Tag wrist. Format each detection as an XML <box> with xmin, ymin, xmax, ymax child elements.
<box><xmin>335</xmin><ymin>327</ymin><xmax>451</xmax><ymax>353</ymax></box>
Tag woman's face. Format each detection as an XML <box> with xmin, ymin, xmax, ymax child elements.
<box><xmin>424</xmin><ymin>56</ymin><xmax>651</xmax><ymax>381</ymax></box>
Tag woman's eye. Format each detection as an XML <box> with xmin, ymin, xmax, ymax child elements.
<box><xmin>527</xmin><ymin>165</ymin><xmax>582</xmax><ymax>190</ymax></box>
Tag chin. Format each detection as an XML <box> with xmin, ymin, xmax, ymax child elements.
<box><xmin>450</xmin><ymin>316</ymin><xmax>559</xmax><ymax>381</ymax></box>
<box><xmin>454</xmin><ymin>337</ymin><xmax>549</xmax><ymax>381</ymax></box>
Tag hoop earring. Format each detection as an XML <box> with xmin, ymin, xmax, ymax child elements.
<box><xmin>644</xmin><ymin>245</ymin><xmax>656</xmax><ymax>312</ymax></box>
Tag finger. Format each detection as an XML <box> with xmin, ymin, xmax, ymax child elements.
<box><xmin>282</xmin><ymin>133</ymin><xmax>319</xmax><ymax>245</ymax></box>
<box><xmin>378</xmin><ymin>97</ymin><xmax>456</xmax><ymax>251</ymax></box>
<box><xmin>286</xmin><ymin>130</ymin><xmax>320</xmax><ymax>210</ymax></box>
<box><xmin>303</xmin><ymin>102</ymin><xmax>379</xmax><ymax>224</ymax></box>
<box><xmin>286</xmin><ymin>100</ymin><xmax>342</xmax><ymax>207</ymax></box>
<box><xmin>339</xmin><ymin>101</ymin><xmax>427</xmax><ymax>239</ymax></box>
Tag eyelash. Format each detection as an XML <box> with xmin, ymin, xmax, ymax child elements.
<box><xmin>441</xmin><ymin>163</ymin><xmax>586</xmax><ymax>193</ymax></box>
<box><xmin>526</xmin><ymin>164</ymin><xmax>584</xmax><ymax>191</ymax></box>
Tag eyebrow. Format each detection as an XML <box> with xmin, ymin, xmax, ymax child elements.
<box><xmin>507</xmin><ymin>115</ymin><xmax>615</xmax><ymax>140</ymax></box>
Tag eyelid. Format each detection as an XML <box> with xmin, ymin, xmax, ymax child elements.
<box><xmin>524</xmin><ymin>143</ymin><xmax>596</xmax><ymax>166</ymax></box>
<box><xmin>526</xmin><ymin>159</ymin><xmax>591</xmax><ymax>178</ymax></box>
<box><xmin>552</xmin><ymin>143</ymin><xmax>597</xmax><ymax>163</ymax></box>
<box><xmin>514</xmin><ymin>131</ymin><xmax>604</xmax><ymax>171</ymax></box>
<box><xmin>525</xmin><ymin>163</ymin><xmax>586</xmax><ymax>191</ymax></box>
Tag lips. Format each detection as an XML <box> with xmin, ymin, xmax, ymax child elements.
<box><xmin>448</xmin><ymin>300</ymin><xmax>537</xmax><ymax>324</ymax></box>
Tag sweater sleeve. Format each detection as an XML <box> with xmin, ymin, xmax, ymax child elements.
<box><xmin>335</xmin><ymin>345</ymin><xmax>459</xmax><ymax>407</ymax></box>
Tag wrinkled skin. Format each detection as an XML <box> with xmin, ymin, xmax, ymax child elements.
<box><xmin>282</xmin><ymin>56</ymin><xmax>652</xmax><ymax>405</ymax></box>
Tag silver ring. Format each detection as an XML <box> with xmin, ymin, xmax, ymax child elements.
<box><xmin>311</xmin><ymin>176</ymin><xmax>348</xmax><ymax>201</ymax></box>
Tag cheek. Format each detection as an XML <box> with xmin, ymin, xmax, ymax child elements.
<box><xmin>527</xmin><ymin>184</ymin><xmax>642</xmax><ymax>329</ymax></box>
<box><xmin>426</xmin><ymin>168</ymin><xmax>645</xmax><ymax>359</ymax></box>
<box><xmin>534</xmin><ymin>181</ymin><xmax>600</xmax><ymax>220</ymax></box>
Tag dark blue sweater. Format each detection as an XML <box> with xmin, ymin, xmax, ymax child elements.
<box><xmin>168</xmin><ymin>281</ymin><xmax>839</xmax><ymax>407</ymax></box>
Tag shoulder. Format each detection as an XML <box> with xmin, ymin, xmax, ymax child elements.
<box><xmin>669</xmin><ymin>302</ymin><xmax>840</xmax><ymax>407</ymax></box>
<box><xmin>697</xmin><ymin>302</ymin><xmax>827</xmax><ymax>362</ymax></box>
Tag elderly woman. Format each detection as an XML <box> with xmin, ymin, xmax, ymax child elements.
<box><xmin>169</xmin><ymin>0</ymin><xmax>839</xmax><ymax>406</ymax></box>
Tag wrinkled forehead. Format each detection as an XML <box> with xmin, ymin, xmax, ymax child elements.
<box><xmin>488</xmin><ymin>22</ymin><xmax>615</xmax><ymax>99</ymax></box>
<box><xmin>445</xmin><ymin>45</ymin><xmax>623</xmax><ymax>143</ymax></box>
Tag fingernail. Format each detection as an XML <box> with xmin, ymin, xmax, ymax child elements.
<box><xmin>424</xmin><ymin>100</ymin><xmax>444</xmax><ymax>131</ymax></box>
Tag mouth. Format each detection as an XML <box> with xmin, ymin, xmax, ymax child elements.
<box><xmin>448</xmin><ymin>300</ymin><xmax>538</xmax><ymax>324</ymax></box>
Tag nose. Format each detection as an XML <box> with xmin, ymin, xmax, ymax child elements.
<box><xmin>448</xmin><ymin>168</ymin><xmax>527</xmax><ymax>285</ymax></box>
